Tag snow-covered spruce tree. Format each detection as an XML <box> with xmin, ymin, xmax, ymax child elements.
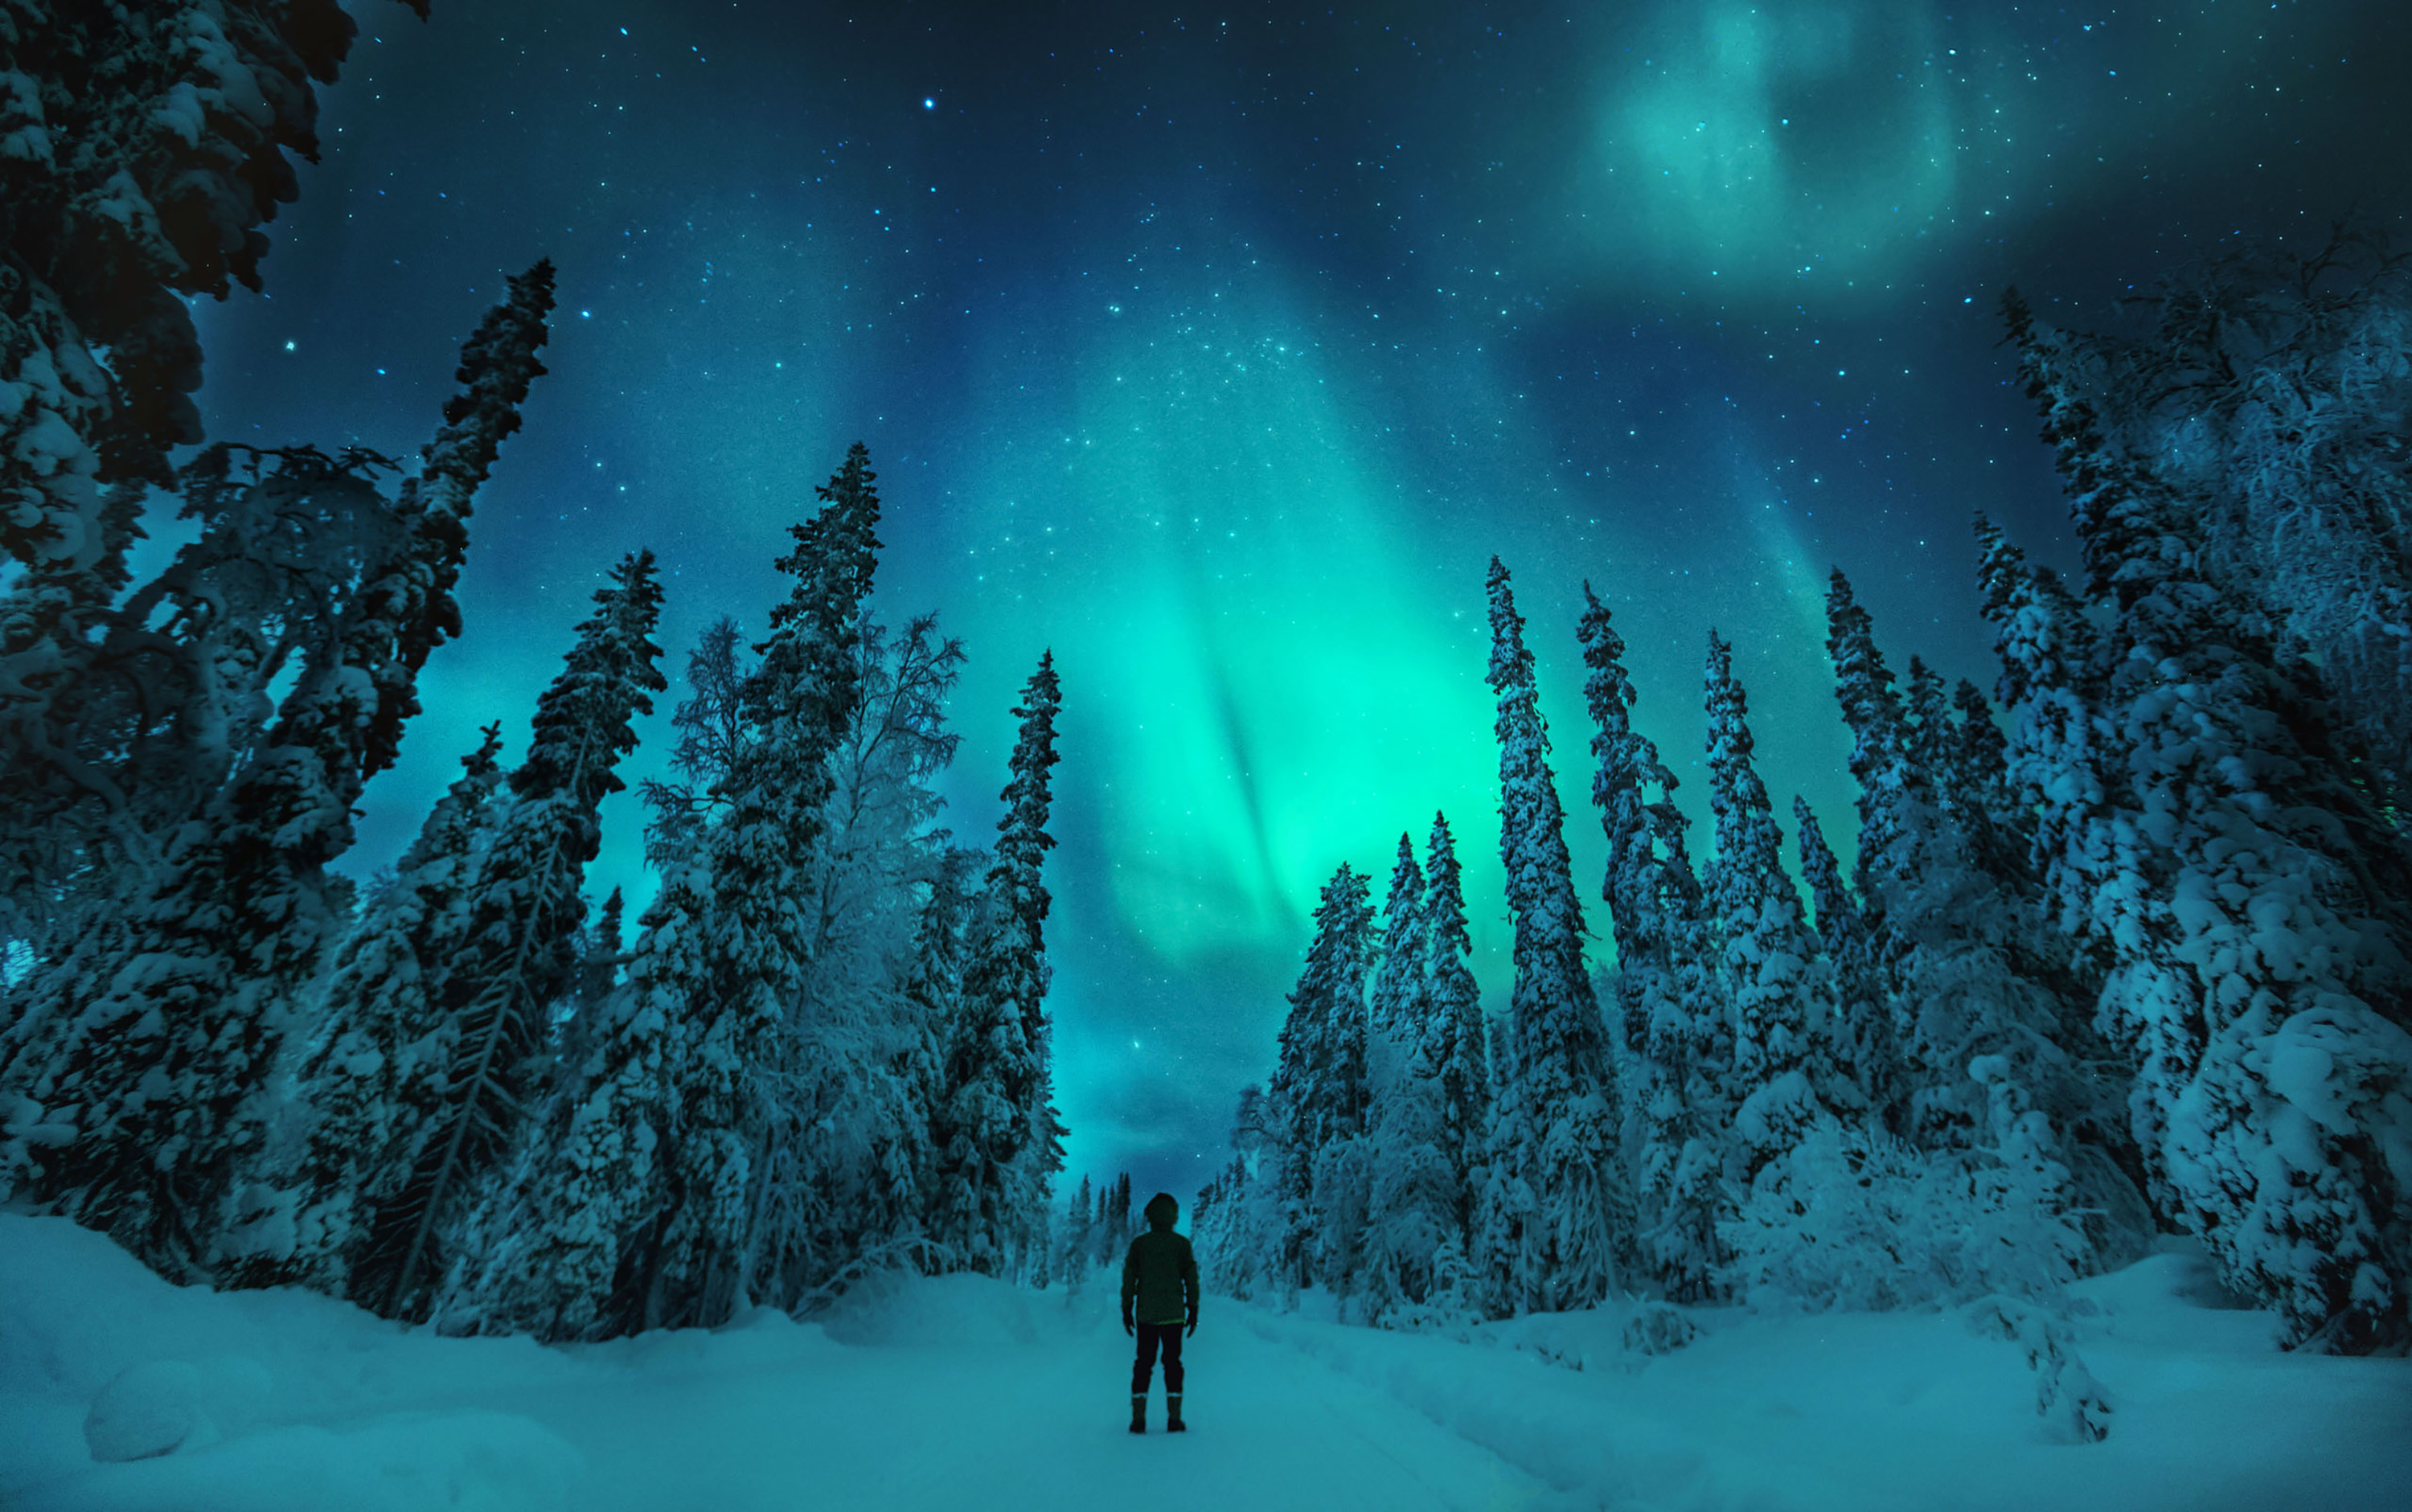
<box><xmin>2024</xmin><ymin>232</ymin><xmax>2412</xmax><ymax>815</ymax></box>
<box><xmin>563</xmin><ymin>884</ymin><xmax>627</xmax><ymax>1068</ymax></box>
<box><xmin>863</xmin><ymin>842</ymin><xmax>974</xmax><ymax>1280</ymax></box>
<box><xmin>0</xmin><ymin>270</ymin><xmax>553</xmax><ymax>1279</ymax></box>
<box><xmin>0</xmin><ymin>0</ymin><xmax>421</xmax><ymax>576</ymax></box>
<box><xmin>1791</xmin><ymin>798</ymin><xmax>1884</xmax><ymax>1116</ymax></box>
<box><xmin>1420</xmin><ymin>812</ymin><xmax>1490</xmax><ymax>1274</ymax></box>
<box><xmin>1995</xmin><ymin>291</ymin><xmax>2412</xmax><ymax>1351</ymax></box>
<box><xmin>1059</xmin><ymin>1173</ymin><xmax>1096</xmax><ymax>1281</ymax></box>
<box><xmin>252</xmin><ymin>723</ymin><xmax>506</xmax><ymax>1293</ymax></box>
<box><xmin>0</xmin><ymin>445</ymin><xmax>406</xmax><ymax>1018</ymax></box>
<box><xmin>1105</xmin><ymin>1171</ymin><xmax>1134</xmax><ymax>1258</ymax></box>
<box><xmin>1362</xmin><ymin>833</ymin><xmax>1458</xmax><ymax>1323</ymax></box>
<box><xmin>1971</xmin><ymin>518</ymin><xmax>2112</xmax><ymax>961</ymax></box>
<box><xmin>1825</xmin><ymin>568</ymin><xmax>2142</xmax><ymax>1272</ymax></box>
<box><xmin>1193</xmin><ymin>1083</ymin><xmax>1282</xmax><ymax>1298</ymax></box>
<box><xmin>1265</xmin><ymin>863</ymin><xmax>1374</xmax><ymax>1298</ymax></box>
<box><xmin>1819</xmin><ymin>568</ymin><xmax>1917</xmax><ymax>1049</ymax></box>
<box><xmin>1578</xmin><ymin>583</ymin><xmax>1667</xmax><ymax>1052</ymax></box>
<box><xmin>357</xmin><ymin>549</ymin><xmax>664</xmax><ymax>1319</ymax></box>
<box><xmin>633</xmin><ymin>443</ymin><xmax>883</xmax><ymax>1330</ymax></box>
<box><xmin>1580</xmin><ymin>583</ymin><xmax>1727</xmax><ymax>1300</ymax></box>
<box><xmin>0</xmin><ymin>479</ymin><xmax>158</xmax><ymax>953</ymax></box>
<box><xmin>1368</xmin><ymin>835</ymin><xmax>1427</xmax><ymax>1048</ymax></box>
<box><xmin>367</xmin><ymin>260</ymin><xmax>556</xmax><ymax>784</ymax></box>
<box><xmin>440</xmin><ymin>862</ymin><xmax>700</xmax><ymax>1341</ymax></box>
<box><xmin>930</xmin><ymin>651</ymin><xmax>1064</xmax><ymax>1279</ymax></box>
<box><xmin>441</xmin><ymin>604</ymin><xmax>759</xmax><ymax>1339</ymax></box>
<box><xmin>1477</xmin><ymin>559</ymin><xmax>1629</xmax><ymax>1315</ymax></box>
<box><xmin>1700</xmin><ymin>629</ymin><xmax>1833</xmax><ymax>1172</ymax></box>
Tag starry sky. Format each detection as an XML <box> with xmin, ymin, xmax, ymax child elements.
<box><xmin>187</xmin><ymin>0</ymin><xmax>2412</xmax><ymax>1204</ymax></box>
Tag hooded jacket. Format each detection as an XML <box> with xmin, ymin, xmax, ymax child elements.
<box><xmin>1122</xmin><ymin>1193</ymin><xmax>1200</xmax><ymax>1327</ymax></box>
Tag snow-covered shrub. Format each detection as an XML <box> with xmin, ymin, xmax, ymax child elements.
<box><xmin>1722</xmin><ymin>1121</ymin><xmax>2085</xmax><ymax>1312</ymax></box>
<box><xmin>1620</xmin><ymin>1300</ymin><xmax>1699</xmax><ymax>1357</ymax></box>
<box><xmin>1967</xmin><ymin>1295</ymin><xmax>2114</xmax><ymax>1442</ymax></box>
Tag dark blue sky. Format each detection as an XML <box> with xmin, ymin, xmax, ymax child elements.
<box><xmin>189</xmin><ymin>0</ymin><xmax>2411</xmax><ymax>1203</ymax></box>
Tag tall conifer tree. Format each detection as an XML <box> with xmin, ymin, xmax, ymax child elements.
<box><xmin>1479</xmin><ymin>559</ymin><xmax>1628</xmax><ymax>1313</ymax></box>
<box><xmin>262</xmin><ymin>723</ymin><xmax>507</xmax><ymax>1292</ymax></box>
<box><xmin>651</xmin><ymin>444</ymin><xmax>884</xmax><ymax>1326</ymax></box>
<box><xmin>1582</xmin><ymin>584</ymin><xmax>1728</xmax><ymax>1297</ymax></box>
<box><xmin>1267</xmin><ymin>864</ymin><xmax>1374</xmax><ymax>1294</ymax></box>
<box><xmin>1995</xmin><ymin>293</ymin><xmax>2412</xmax><ymax>1350</ymax></box>
<box><xmin>365</xmin><ymin>550</ymin><xmax>666</xmax><ymax>1317</ymax></box>
<box><xmin>1421</xmin><ymin>814</ymin><xmax>1489</xmax><ymax>1266</ymax></box>
<box><xmin>934</xmin><ymin>652</ymin><xmax>1065</xmax><ymax>1276</ymax></box>
<box><xmin>0</xmin><ymin>268</ymin><xmax>554</xmax><ymax>1279</ymax></box>
<box><xmin>1701</xmin><ymin>629</ymin><xmax>1833</xmax><ymax>1166</ymax></box>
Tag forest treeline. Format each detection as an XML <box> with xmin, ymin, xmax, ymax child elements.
<box><xmin>0</xmin><ymin>2</ymin><xmax>1069</xmax><ymax>1342</ymax></box>
<box><xmin>1191</xmin><ymin>235</ymin><xmax>2412</xmax><ymax>1362</ymax></box>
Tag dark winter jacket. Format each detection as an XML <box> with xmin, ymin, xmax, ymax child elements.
<box><xmin>1122</xmin><ymin>1194</ymin><xmax>1200</xmax><ymax>1326</ymax></box>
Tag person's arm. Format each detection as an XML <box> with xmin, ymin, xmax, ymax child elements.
<box><xmin>1182</xmin><ymin>1236</ymin><xmax>1200</xmax><ymax>1336</ymax></box>
<box><xmin>1121</xmin><ymin>1238</ymin><xmax>1139</xmax><ymax>1334</ymax></box>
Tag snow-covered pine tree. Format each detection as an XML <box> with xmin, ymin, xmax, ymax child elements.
<box><xmin>362</xmin><ymin>549</ymin><xmax>665</xmax><ymax>1318</ymax></box>
<box><xmin>1420</xmin><ymin>812</ymin><xmax>1489</xmax><ymax>1274</ymax></box>
<box><xmin>1998</xmin><ymin>290</ymin><xmax>2412</xmax><ymax>1350</ymax></box>
<box><xmin>258</xmin><ymin>723</ymin><xmax>506</xmax><ymax>1293</ymax></box>
<box><xmin>565</xmin><ymin>886</ymin><xmax>627</xmax><ymax>1064</ymax></box>
<box><xmin>0</xmin><ymin>0</ymin><xmax>416</xmax><ymax>576</ymax></box>
<box><xmin>1061</xmin><ymin>1173</ymin><xmax>1095</xmax><ymax>1281</ymax></box>
<box><xmin>1823</xmin><ymin>569</ymin><xmax>2139</xmax><ymax>1268</ymax></box>
<box><xmin>932</xmin><ymin>651</ymin><xmax>1064</xmax><ymax>1277</ymax></box>
<box><xmin>1579</xmin><ymin>583</ymin><xmax>1726</xmax><ymax>1300</ymax></box>
<box><xmin>1266</xmin><ymin>863</ymin><xmax>1374</xmax><ymax>1297</ymax></box>
<box><xmin>1971</xmin><ymin>516</ymin><xmax>2110</xmax><ymax>956</ymax></box>
<box><xmin>2024</xmin><ymin>232</ymin><xmax>2412</xmax><ymax>816</ymax></box>
<box><xmin>0</xmin><ymin>480</ymin><xmax>158</xmax><ymax>953</ymax></box>
<box><xmin>0</xmin><ymin>270</ymin><xmax>554</xmax><ymax>1280</ymax></box>
<box><xmin>1109</xmin><ymin>1172</ymin><xmax>1134</xmax><ymax>1252</ymax></box>
<box><xmin>440</xmin><ymin>861</ymin><xmax>700</xmax><ymax>1340</ymax></box>
<box><xmin>0</xmin><ymin>445</ymin><xmax>405</xmax><ymax>1047</ymax></box>
<box><xmin>1193</xmin><ymin>1084</ymin><xmax>1281</xmax><ymax>1298</ymax></box>
<box><xmin>645</xmin><ymin>443</ymin><xmax>884</xmax><ymax>1328</ymax></box>
<box><xmin>868</xmin><ymin>844</ymin><xmax>974</xmax><ymax>1278</ymax></box>
<box><xmin>1820</xmin><ymin>568</ymin><xmax>1916</xmax><ymax>990</ymax></box>
<box><xmin>1791</xmin><ymin>797</ymin><xmax>1884</xmax><ymax>1115</ymax></box>
<box><xmin>1368</xmin><ymin>836</ymin><xmax>1428</xmax><ymax>1049</ymax></box>
<box><xmin>1363</xmin><ymin>833</ymin><xmax>1460</xmax><ymax>1323</ymax></box>
<box><xmin>1701</xmin><ymin>629</ymin><xmax>1834</xmax><ymax>1167</ymax></box>
<box><xmin>1477</xmin><ymin>559</ymin><xmax>1628</xmax><ymax>1315</ymax></box>
<box><xmin>366</xmin><ymin>260</ymin><xmax>556</xmax><ymax>783</ymax></box>
<box><xmin>443</xmin><ymin>600</ymin><xmax>768</xmax><ymax>1340</ymax></box>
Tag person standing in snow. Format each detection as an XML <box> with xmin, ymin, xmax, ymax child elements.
<box><xmin>1122</xmin><ymin>1191</ymin><xmax>1200</xmax><ymax>1434</ymax></box>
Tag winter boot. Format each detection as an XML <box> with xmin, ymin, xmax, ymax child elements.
<box><xmin>1129</xmin><ymin>1395</ymin><xmax>1147</xmax><ymax>1434</ymax></box>
<box><xmin>1166</xmin><ymin>1394</ymin><xmax>1186</xmax><ymax>1433</ymax></box>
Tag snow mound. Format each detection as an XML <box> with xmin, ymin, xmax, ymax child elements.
<box><xmin>82</xmin><ymin>1362</ymin><xmax>203</xmax><ymax>1463</ymax></box>
<box><xmin>815</xmin><ymin>1269</ymin><xmax>1101</xmax><ymax>1349</ymax></box>
<box><xmin>3</xmin><ymin>1215</ymin><xmax>586</xmax><ymax>1510</ymax></box>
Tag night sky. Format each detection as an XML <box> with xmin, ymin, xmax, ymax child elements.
<box><xmin>187</xmin><ymin>1</ymin><xmax>2412</xmax><ymax>1203</ymax></box>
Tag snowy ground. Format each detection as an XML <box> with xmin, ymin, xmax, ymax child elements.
<box><xmin>3</xmin><ymin>1216</ymin><xmax>2406</xmax><ymax>1512</ymax></box>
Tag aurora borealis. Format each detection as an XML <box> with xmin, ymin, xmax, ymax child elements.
<box><xmin>187</xmin><ymin>1</ymin><xmax>2412</xmax><ymax>1199</ymax></box>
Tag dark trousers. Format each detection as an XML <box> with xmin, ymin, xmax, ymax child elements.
<box><xmin>1131</xmin><ymin>1321</ymin><xmax>1184</xmax><ymax>1395</ymax></box>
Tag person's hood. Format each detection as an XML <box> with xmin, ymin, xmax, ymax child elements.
<box><xmin>1144</xmin><ymin>1192</ymin><xmax>1179</xmax><ymax>1231</ymax></box>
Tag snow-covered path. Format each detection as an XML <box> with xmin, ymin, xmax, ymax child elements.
<box><xmin>435</xmin><ymin>1290</ymin><xmax>1544</xmax><ymax>1512</ymax></box>
<box><xmin>6</xmin><ymin>1216</ymin><xmax>2410</xmax><ymax>1512</ymax></box>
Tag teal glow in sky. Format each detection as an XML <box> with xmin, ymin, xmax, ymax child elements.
<box><xmin>191</xmin><ymin>0</ymin><xmax>2412</xmax><ymax>1199</ymax></box>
